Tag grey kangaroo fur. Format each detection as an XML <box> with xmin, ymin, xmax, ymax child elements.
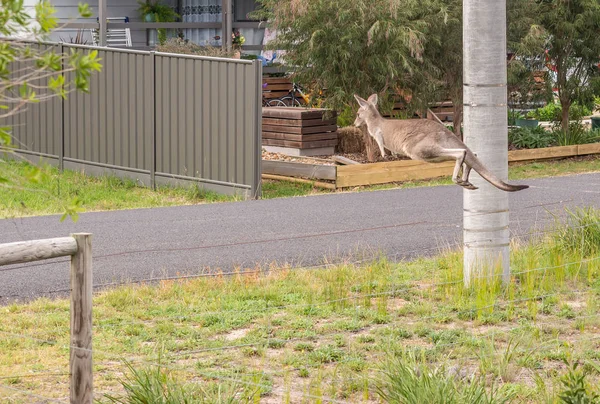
<box><xmin>353</xmin><ymin>93</ymin><xmax>529</xmax><ymax>192</ymax></box>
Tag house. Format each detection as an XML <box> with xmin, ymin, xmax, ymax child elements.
<box><xmin>23</xmin><ymin>0</ymin><xmax>265</xmax><ymax>53</ymax></box>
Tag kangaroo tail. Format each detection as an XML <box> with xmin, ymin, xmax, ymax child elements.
<box><xmin>465</xmin><ymin>151</ymin><xmax>529</xmax><ymax>192</ymax></box>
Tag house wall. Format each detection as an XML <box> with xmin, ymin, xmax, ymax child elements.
<box><xmin>23</xmin><ymin>0</ymin><xmax>264</xmax><ymax>50</ymax></box>
<box><xmin>234</xmin><ymin>0</ymin><xmax>259</xmax><ymax>21</ymax></box>
<box><xmin>25</xmin><ymin>0</ymin><xmax>176</xmax><ymax>48</ymax></box>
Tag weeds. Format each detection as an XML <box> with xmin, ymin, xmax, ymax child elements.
<box><xmin>552</xmin><ymin>207</ymin><xmax>600</xmax><ymax>257</ymax></box>
<box><xmin>557</xmin><ymin>361</ymin><xmax>600</xmax><ymax>404</ymax></box>
<box><xmin>101</xmin><ymin>361</ymin><xmax>253</xmax><ymax>404</ymax></box>
<box><xmin>375</xmin><ymin>352</ymin><xmax>514</xmax><ymax>404</ymax></box>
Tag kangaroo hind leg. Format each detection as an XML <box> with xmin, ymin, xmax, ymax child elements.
<box><xmin>444</xmin><ymin>148</ymin><xmax>478</xmax><ymax>190</ymax></box>
<box><xmin>460</xmin><ymin>164</ymin><xmax>477</xmax><ymax>190</ymax></box>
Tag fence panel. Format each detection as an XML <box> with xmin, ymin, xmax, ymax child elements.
<box><xmin>3</xmin><ymin>42</ymin><xmax>62</xmax><ymax>159</ymax></box>
<box><xmin>154</xmin><ymin>53</ymin><xmax>261</xmax><ymax>197</ymax></box>
<box><xmin>63</xmin><ymin>46</ymin><xmax>154</xmax><ymax>173</ymax></box>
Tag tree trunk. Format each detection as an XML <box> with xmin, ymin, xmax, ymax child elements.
<box><xmin>452</xmin><ymin>101</ymin><xmax>463</xmax><ymax>140</ymax></box>
<box><xmin>560</xmin><ymin>99</ymin><xmax>570</xmax><ymax>134</ymax></box>
<box><xmin>360</xmin><ymin>125</ymin><xmax>379</xmax><ymax>162</ymax></box>
<box><xmin>463</xmin><ymin>0</ymin><xmax>510</xmax><ymax>286</ymax></box>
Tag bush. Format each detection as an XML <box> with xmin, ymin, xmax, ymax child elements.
<box><xmin>552</xmin><ymin>124</ymin><xmax>600</xmax><ymax>146</ymax></box>
<box><xmin>508</xmin><ymin>109</ymin><xmax>525</xmax><ymax>126</ymax></box>
<box><xmin>528</xmin><ymin>103</ymin><xmax>561</xmax><ymax>121</ymax></box>
<box><xmin>508</xmin><ymin>126</ymin><xmax>555</xmax><ymax>149</ymax></box>
<box><xmin>529</xmin><ymin>103</ymin><xmax>593</xmax><ymax>122</ymax></box>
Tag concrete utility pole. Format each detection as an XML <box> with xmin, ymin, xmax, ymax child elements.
<box><xmin>463</xmin><ymin>0</ymin><xmax>510</xmax><ymax>286</ymax></box>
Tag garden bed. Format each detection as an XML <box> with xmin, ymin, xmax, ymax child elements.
<box><xmin>262</xmin><ymin>143</ymin><xmax>600</xmax><ymax>189</ymax></box>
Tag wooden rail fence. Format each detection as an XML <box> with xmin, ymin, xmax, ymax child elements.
<box><xmin>0</xmin><ymin>234</ymin><xmax>93</xmax><ymax>404</ymax></box>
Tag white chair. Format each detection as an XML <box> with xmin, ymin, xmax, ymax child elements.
<box><xmin>91</xmin><ymin>17</ymin><xmax>132</xmax><ymax>47</ymax></box>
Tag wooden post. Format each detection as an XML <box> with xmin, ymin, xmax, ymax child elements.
<box><xmin>70</xmin><ymin>233</ymin><xmax>93</xmax><ymax>404</ymax></box>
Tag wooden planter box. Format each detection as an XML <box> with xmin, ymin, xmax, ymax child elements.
<box><xmin>262</xmin><ymin>107</ymin><xmax>338</xmax><ymax>156</ymax></box>
<box><xmin>262</xmin><ymin>143</ymin><xmax>600</xmax><ymax>189</ymax></box>
<box><xmin>262</xmin><ymin>76</ymin><xmax>292</xmax><ymax>101</ymax></box>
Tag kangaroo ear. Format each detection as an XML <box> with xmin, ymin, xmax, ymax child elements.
<box><xmin>367</xmin><ymin>93</ymin><xmax>378</xmax><ymax>105</ymax></box>
<box><xmin>354</xmin><ymin>94</ymin><xmax>369</xmax><ymax>109</ymax></box>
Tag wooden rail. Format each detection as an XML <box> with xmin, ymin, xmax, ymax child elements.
<box><xmin>0</xmin><ymin>234</ymin><xmax>93</xmax><ymax>404</ymax></box>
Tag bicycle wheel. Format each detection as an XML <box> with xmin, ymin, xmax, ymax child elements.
<box><xmin>279</xmin><ymin>96</ymin><xmax>303</xmax><ymax>107</ymax></box>
<box><xmin>267</xmin><ymin>99</ymin><xmax>288</xmax><ymax>107</ymax></box>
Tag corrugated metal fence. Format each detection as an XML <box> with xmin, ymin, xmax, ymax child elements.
<box><xmin>3</xmin><ymin>42</ymin><xmax>262</xmax><ymax>198</ymax></box>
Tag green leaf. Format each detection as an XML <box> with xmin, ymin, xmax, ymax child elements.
<box><xmin>61</xmin><ymin>197</ymin><xmax>82</xmax><ymax>223</ymax></box>
<box><xmin>34</xmin><ymin>0</ymin><xmax>58</xmax><ymax>33</ymax></box>
<box><xmin>78</xmin><ymin>3</ymin><xmax>92</xmax><ymax>18</ymax></box>
<box><xmin>0</xmin><ymin>127</ymin><xmax>12</xmax><ymax>146</ymax></box>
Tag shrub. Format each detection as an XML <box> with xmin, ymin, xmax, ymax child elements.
<box><xmin>552</xmin><ymin>124</ymin><xmax>600</xmax><ymax>146</ymax></box>
<box><xmin>508</xmin><ymin>109</ymin><xmax>525</xmax><ymax>126</ymax></box>
<box><xmin>529</xmin><ymin>103</ymin><xmax>593</xmax><ymax>122</ymax></box>
<box><xmin>508</xmin><ymin>126</ymin><xmax>555</xmax><ymax>149</ymax></box>
<box><xmin>528</xmin><ymin>103</ymin><xmax>561</xmax><ymax>121</ymax></box>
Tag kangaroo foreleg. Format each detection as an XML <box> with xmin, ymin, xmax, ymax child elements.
<box><xmin>372</xmin><ymin>128</ymin><xmax>386</xmax><ymax>157</ymax></box>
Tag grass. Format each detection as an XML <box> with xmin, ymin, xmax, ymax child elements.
<box><xmin>1</xmin><ymin>208</ymin><xmax>600</xmax><ymax>403</ymax></box>
<box><xmin>0</xmin><ymin>160</ymin><xmax>238</xmax><ymax>219</ymax></box>
<box><xmin>1</xmin><ymin>155</ymin><xmax>600</xmax><ymax>219</ymax></box>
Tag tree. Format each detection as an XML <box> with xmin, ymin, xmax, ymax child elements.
<box><xmin>506</xmin><ymin>0</ymin><xmax>551</xmax><ymax>115</ymax></box>
<box><xmin>1</xmin><ymin>1</ymin><xmax>101</xmax><ymax>218</ymax></box>
<box><xmin>254</xmin><ymin>0</ymin><xmax>452</xmax><ymax>160</ymax></box>
<box><xmin>417</xmin><ymin>0</ymin><xmax>463</xmax><ymax>138</ymax></box>
<box><xmin>532</xmin><ymin>0</ymin><xmax>600</xmax><ymax>133</ymax></box>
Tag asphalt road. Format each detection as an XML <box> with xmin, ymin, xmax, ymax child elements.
<box><xmin>1</xmin><ymin>172</ymin><xmax>599</xmax><ymax>302</ymax></box>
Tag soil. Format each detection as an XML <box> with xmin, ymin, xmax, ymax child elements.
<box><xmin>261</xmin><ymin>150</ymin><xmax>336</xmax><ymax>166</ymax></box>
<box><xmin>262</xmin><ymin>149</ymin><xmax>409</xmax><ymax>165</ymax></box>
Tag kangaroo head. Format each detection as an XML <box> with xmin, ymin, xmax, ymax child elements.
<box><xmin>353</xmin><ymin>93</ymin><xmax>379</xmax><ymax>127</ymax></box>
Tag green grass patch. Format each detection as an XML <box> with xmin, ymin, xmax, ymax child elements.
<box><xmin>2</xmin><ymin>156</ymin><xmax>600</xmax><ymax>218</ymax></box>
<box><xmin>1</xmin><ymin>208</ymin><xmax>600</xmax><ymax>402</ymax></box>
<box><xmin>0</xmin><ymin>160</ymin><xmax>238</xmax><ymax>219</ymax></box>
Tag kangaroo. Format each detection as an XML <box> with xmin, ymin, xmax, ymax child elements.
<box><xmin>353</xmin><ymin>93</ymin><xmax>529</xmax><ymax>192</ymax></box>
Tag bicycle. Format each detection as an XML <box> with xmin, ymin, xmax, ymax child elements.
<box><xmin>269</xmin><ymin>82</ymin><xmax>324</xmax><ymax>107</ymax></box>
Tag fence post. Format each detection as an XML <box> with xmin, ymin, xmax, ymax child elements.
<box><xmin>70</xmin><ymin>233</ymin><xmax>93</xmax><ymax>404</ymax></box>
<box><xmin>59</xmin><ymin>42</ymin><xmax>64</xmax><ymax>172</ymax></box>
<box><xmin>253</xmin><ymin>59</ymin><xmax>263</xmax><ymax>199</ymax></box>
<box><xmin>150</xmin><ymin>51</ymin><xmax>156</xmax><ymax>190</ymax></box>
